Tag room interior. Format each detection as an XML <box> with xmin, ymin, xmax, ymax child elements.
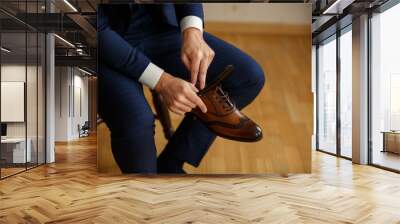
<box><xmin>0</xmin><ymin>0</ymin><xmax>400</xmax><ymax>223</ymax></box>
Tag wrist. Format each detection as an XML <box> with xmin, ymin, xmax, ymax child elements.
<box><xmin>155</xmin><ymin>72</ymin><xmax>173</xmax><ymax>93</ymax></box>
<box><xmin>183</xmin><ymin>27</ymin><xmax>202</xmax><ymax>38</ymax></box>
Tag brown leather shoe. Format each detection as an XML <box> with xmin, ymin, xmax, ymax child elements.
<box><xmin>192</xmin><ymin>65</ymin><xmax>263</xmax><ymax>142</ymax></box>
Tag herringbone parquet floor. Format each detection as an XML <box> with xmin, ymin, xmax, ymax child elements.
<box><xmin>1</xmin><ymin>136</ymin><xmax>400</xmax><ymax>223</ymax></box>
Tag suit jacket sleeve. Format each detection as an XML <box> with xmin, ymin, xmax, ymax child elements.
<box><xmin>97</xmin><ymin>6</ymin><xmax>150</xmax><ymax>81</ymax></box>
<box><xmin>174</xmin><ymin>3</ymin><xmax>204</xmax><ymax>25</ymax></box>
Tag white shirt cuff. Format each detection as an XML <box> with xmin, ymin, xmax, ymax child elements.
<box><xmin>138</xmin><ymin>62</ymin><xmax>164</xmax><ymax>89</ymax></box>
<box><xmin>180</xmin><ymin>16</ymin><xmax>203</xmax><ymax>33</ymax></box>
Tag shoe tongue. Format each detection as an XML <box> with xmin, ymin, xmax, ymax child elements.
<box><xmin>215</xmin><ymin>86</ymin><xmax>234</xmax><ymax>112</ymax></box>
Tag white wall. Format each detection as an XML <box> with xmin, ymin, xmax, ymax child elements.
<box><xmin>54</xmin><ymin>67</ymin><xmax>89</xmax><ymax>141</ymax></box>
<box><xmin>1</xmin><ymin>65</ymin><xmax>39</xmax><ymax>138</ymax></box>
<box><xmin>203</xmin><ymin>3</ymin><xmax>311</xmax><ymax>25</ymax></box>
<box><xmin>1</xmin><ymin>64</ymin><xmax>25</xmax><ymax>81</ymax></box>
<box><xmin>71</xmin><ymin>73</ymin><xmax>89</xmax><ymax>138</ymax></box>
<box><xmin>55</xmin><ymin>66</ymin><xmax>70</xmax><ymax>141</ymax></box>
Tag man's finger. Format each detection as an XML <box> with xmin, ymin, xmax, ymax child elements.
<box><xmin>175</xmin><ymin>102</ymin><xmax>192</xmax><ymax>113</ymax></box>
<box><xmin>180</xmin><ymin>96</ymin><xmax>196</xmax><ymax>108</ymax></box>
<box><xmin>187</xmin><ymin>92</ymin><xmax>207</xmax><ymax>113</ymax></box>
<box><xmin>198</xmin><ymin>59</ymin><xmax>209</xmax><ymax>90</ymax></box>
<box><xmin>208</xmin><ymin>51</ymin><xmax>215</xmax><ymax>69</ymax></box>
<box><xmin>170</xmin><ymin>107</ymin><xmax>185</xmax><ymax>116</ymax></box>
<box><xmin>189</xmin><ymin>83</ymin><xmax>199</xmax><ymax>93</ymax></box>
<box><xmin>190</xmin><ymin>57</ymin><xmax>201</xmax><ymax>85</ymax></box>
<box><xmin>178</xmin><ymin>95</ymin><xmax>196</xmax><ymax>109</ymax></box>
<box><xmin>181</xmin><ymin>54</ymin><xmax>191</xmax><ymax>71</ymax></box>
<box><xmin>209</xmin><ymin>50</ymin><xmax>215</xmax><ymax>62</ymax></box>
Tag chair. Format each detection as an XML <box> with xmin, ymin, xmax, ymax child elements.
<box><xmin>78</xmin><ymin>121</ymin><xmax>90</xmax><ymax>138</ymax></box>
<box><xmin>151</xmin><ymin>90</ymin><xmax>174</xmax><ymax>140</ymax></box>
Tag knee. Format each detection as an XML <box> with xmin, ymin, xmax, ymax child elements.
<box><xmin>110</xmin><ymin>106</ymin><xmax>155</xmax><ymax>138</ymax></box>
<box><xmin>243</xmin><ymin>59</ymin><xmax>265</xmax><ymax>93</ymax></box>
<box><xmin>125</xmin><ymin>111</ymin><xmax>155</xmax><ymax>134</ymax></box>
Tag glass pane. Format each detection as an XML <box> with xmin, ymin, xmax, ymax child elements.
<box><xmin>340</xmin><ymin>29</ymin><xmax>352</xmax><ymax>158</ymax></box>
<box><xmin>27</xmin><ymin>30</ymin><xmax>38</xmax><ymax>169</ymax></box>
<box><xmin>1</xmin><ymin>30</ymin><xmax>27</xmax><ymax>177</ymax></box>
<box><xmin>0</xmin><ymin>1</ymin><xmax>46</xmax><ymax>178</ymax></box>
<box><xmin>26</xmin><ymin>0</ymin><xmax>39</xmax><ymax>169</ymax></box>
<box><xmin>371</xmin><ymin>3</ymin><xmax>400</xmax><ymax>171</ymax></box>
<box><xmin>317</xmin><ymin>37</ymin><xmax>337</xmax><ymax>154</ymax></box>
<box><xmin>312</xmin><ymin>45</ymin><xmax>317</xmax><ymax>151</ymax></box>
<box><xmin>38</xmin><ymin>32</ymin><xmax>45</xmax><ymax>165</ymax></box>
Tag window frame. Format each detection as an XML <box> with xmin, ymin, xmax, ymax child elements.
<box><xmin>315</xmin><ymin>23</ymin><xmax>353</xmax><ymax>160</ymax></box>
<box><xmin>367</xmin><ymin>0</ymin><xmax>400</xmax><ymax>173</ymax></box>
<box><xmin>0</xmin><ymin>0</ymin><xmax>48</xmax><ymax>180</ymax></box>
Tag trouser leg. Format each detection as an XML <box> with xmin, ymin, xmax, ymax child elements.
<box><xmin>98</xmin><ymin>64</ymin><xmax>158</xmax><ymax>173</ymax></box>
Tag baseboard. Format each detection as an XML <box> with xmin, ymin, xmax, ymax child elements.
<box><xmin>205</xmin><ymin>22</ymin><xmax>310</xmax><ymax>36</ymax></box>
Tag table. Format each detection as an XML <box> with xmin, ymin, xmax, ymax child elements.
<box><xmin>382</xmin><ymin>131</ymin><xmax>400</xmax><ymax>154</ymax></box>
<box><xmin>1</xmin><ymin>138</ymin><xmax>31</xmax><ymax>164</ymax></box>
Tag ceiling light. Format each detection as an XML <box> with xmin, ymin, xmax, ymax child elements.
<box><xmin>54</xmin><ymin>34</ymin><xmax>75</xmax><ymax>48</ymax></box>
<box><xmin>78</xmin><ymin>67</ymin><xmax>92</xmax><ymax>76</ymax></box>
<box><xmin>1</xmin><ymin>47</ymin><xmax>11</xmax><ymax>53</ymax></box>
<box><xmin>322</xmin><ymin>0</ymin><xmax>354</xmax><ymax>15</ymax></box>
<box><xmin>63</xmin><ymin>0</ymin><xmax>78</xmax><ymax>12</ymax></box>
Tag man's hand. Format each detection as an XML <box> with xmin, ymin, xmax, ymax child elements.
<box><xmin>181</xmin><ymin>28</ymin><xmax>215</xmax><ymax>90</ymax></box>
<box><xmin>155</xmin><ymin>72</ymin><xmax>207</xmax><ymax>115</ymax></box>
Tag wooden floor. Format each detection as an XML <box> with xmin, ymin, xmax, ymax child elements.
<box><xmin>372</xmin><ymin>151</ymin><xmax>400</xmax><ymax>171</ymax></box>
<box><xmin>1</xmin><ymin>135</ymin><xmax>400</xmax><ymax>223</ymax></box>
<box><xmin>1</xmin><ymin>163</ymin><xmax>45</xmax><ymax>178</ymax></box>
<box><xmin>1</xmin><ymin>167</ymin><xmax>26</xmax><ymax>178</ymax></box>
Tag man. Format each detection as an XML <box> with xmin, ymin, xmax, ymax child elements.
<box><xmin>98</xmin><ymin>3</ymin><xmax>265</xmax><ymax>174</ymax></box>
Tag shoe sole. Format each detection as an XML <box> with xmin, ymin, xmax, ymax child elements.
<box><xmin>211</xmin><ymin>129</ymin><xmax>263</xmax><ymax>142</ymax></box>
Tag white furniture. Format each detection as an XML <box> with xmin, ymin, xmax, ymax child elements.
<box><xmin>1</xmin><ymin>138</ymin><xmax>31</xmax><ymax>163</ymax></box>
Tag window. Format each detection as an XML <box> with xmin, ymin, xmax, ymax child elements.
<box><xmin>317</xmin><ymin>36</ymin><xmax>337</xmax><ymax>154</ymax></box>
<box><xmin>339</xmin><ymin>28</ymin><xmax>352</xmax><ymax>158</ymax></box>
<box><xmin>390</xmin><ymin>75</ymin><xmax>400</xmax><ymax>130</ymax></box>
<box><xmin>1</xmin><ymin>30</ymin><xmax>28</xmax><ymax>177</ymax></box>
<box><xmin>316</xmin><ymin>25</ymin><xmax>353</xmax><ymax>159</ymax></box>
<box><xmin>370</xmin><ymin>2</ymin><xmax>400</xmax><ymax>171</ymax></box>
<box><xmin>0</xmin><ymin>1</ymin><xmax>47</xmax><ymax>179</ymax></box>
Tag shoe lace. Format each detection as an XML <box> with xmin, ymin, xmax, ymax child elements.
<box><xmin>215</xmin><ymin>85</ymin><xmax>235</xmax><ymax>112</ymax></box>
